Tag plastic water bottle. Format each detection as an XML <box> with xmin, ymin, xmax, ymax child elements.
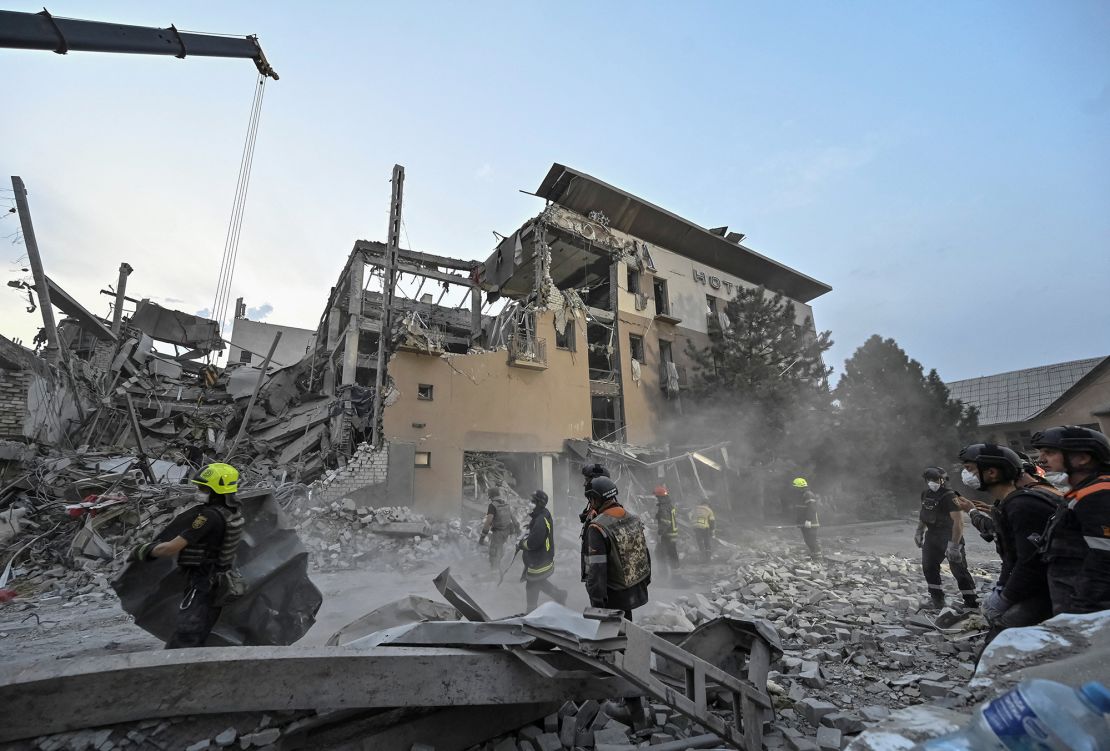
<box><xmin>919</xmin><ymin>679</ymin><xmax>1110</xmax><ymax>750</ymax></box>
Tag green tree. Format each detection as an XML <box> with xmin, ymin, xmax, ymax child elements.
<box><xmin>831</xmin><ymin>335</ymin><xmax>978</xmax><ymax>513</ymax></box>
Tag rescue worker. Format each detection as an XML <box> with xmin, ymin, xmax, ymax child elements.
<box><xmin>579</xmin><ymin>463</ymin><xmax>610</xmax><ymax>581</ymax></box>
<box><xmin>791</xmin><ymin>478</ymin><xmax>821</xmax><ymax>560</ymax></box>
<box><xmin>582</xmin><ymin>476</ymin><xmax>651</xmax><ymax>620</ymax></box>
<box><xmin>128</xmin><ymin>462</ymin><xmax>246</xmax><ymax>649</ymax></box>
<box><xmin>1031</xmin><ymin>425</ymin><xmax>1110</xmax><ymax>614</ymax></box>
<box><xmin>517</xmin><ymin>490</ymin><xmax>568</xmax><ymax>611</ymax></box>
<box><xmin>961</xmin><ymin>445</ymin><xmax>1057</xmax><ymax>643</ymax></box>
<box><xmin>479</xmin><ymin>486</ymin><xmax>520</xmax><ymax>571</ymax></box>
<box><xmin>653</xmin><ymin>485</ymin><xmax>680</xmax><ymax>575</ymax></box>
<box><xmin>914</xmin><ymin>467</ymin><xmax>978</xmax><ymax>610</ymax></box>
<box><xmin>692</xmin><ymin>498</ymin><xmax>716</xmax><ymax>563</ymax></box>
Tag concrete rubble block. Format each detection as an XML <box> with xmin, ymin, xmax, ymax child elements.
<box><xmin>534</xmin><ymin>732</ymin><xmax>562</xmax><ymax>751</ymax></box>
<box><xmin>543</xmin><ymin>714</ymin><xmax>559</xmax><ymax>733</ymax></box>
<box><xmin>859</xmin><ymin>706</ymin><xmax>891</xmax><ymax>723</ymax></box>
<box><xmin>518</xmin><ymin>726</ymin><xmax>543</xmax><ymax>742</ymax></box>
<box><xmin>575</xmin><ymin>699</ymin><xmax>600</xmax><ymax>730</ymax></box>
<box><xmin>240</xmin><ymin>728</ymin><xmax>281</xmax><ymax>747</ymax></box>
<box><xmin>820</xmin><ymin>712</ymin><xmax>865</xmax><ymax>735</ymax></box>
<box><xmin>492</xmin><ymin>738</ymin><xmax>517</xmax><ymax>751</ymax></box>
<box><xmin>214</xmin><ymin>728</ymin><xmax>237</xmax><ymax>747</ymax></box>
<box><xmin>185</xmin><ymin>741</ymin><xmax>210</xmax><ymax>751</ymax></box>
<box><xmin>593</xmin><ymin>726</ymin><xmax>631</xmax><ymax>746</ymax></box>
<box><xmin>558</xmin><ymin>715</ymin><xmax>576</xmax><ymax>748</ymax></box>
<box><xmin>795</xmin><ymin>698</ymin><xmax>837</xmax><ymax>726</ymax></box>
<box><xmin>917</xmin><ymin>680</ymin><xmax>955</xmax><ymax>699</ymax></box>
<box><xmin>815</xmin><ymin>725</ymin><xmax>841</xmax><ymax>751</ymax></box>
<box><xmin>594</xmin><ymin>746</ymin><xmax>636</xmax><ymax>751</ymax></box>
<box><xmin>785</xmin><ymin>735</ymin><xmax>820</xmax><ymax>751</ymax></box>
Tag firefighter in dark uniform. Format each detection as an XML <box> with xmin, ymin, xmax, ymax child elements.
<box><xmin>479</xmin><ymin>486</ymin><xmax>520</xmax><ymax>571</ymax></box>
<box><xmin>792</xmin><ymin>478</ymin><xmax>821</xmax><ymax>559</ymax></box>
<box><xmin>960</xmin><ymin>445</ymin><xmax>1058</xmax><ymax>643</ymax></box>
<box><xmin>517</xmin><ymin>490</ymin><xmax>568</xmax><ymax>611</ymax></box>
<box><xmin>128</xmin><ymin>462</ymin><xmax>246</xmax><ymax>649</ymax></box>
<box><xmin>692</xmin><ymin>499</ymin><xmax>716</xmax><ymax>563</ymax></box>
<box><xmin>914</xmin><ymin>467</ymin><xmax>978</xmax><ymax>610</ymax></box>
<box><xmin>1032</xmin><ymin>426</ymin><xmax>1110</xmax><ymax>615</ymax></box>
<box><xmin>653</xmin><ymin>485</ymin><xmax>680</xmax><ymax>575</ymax></box>
<box><xmin>582</xmin><ymin>476</ymin><xmax>651</xmax><ymax>621</ymax></box>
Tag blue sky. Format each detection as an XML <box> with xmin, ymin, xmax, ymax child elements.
<box><xmin>2</xmin><ymin>1</ymin><xmax>1107</xmax><ymax>383</ymax></box>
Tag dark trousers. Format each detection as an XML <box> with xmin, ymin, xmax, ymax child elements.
<box><xmin>800</xmin><ymin>526</ymin><xmax>821</xmax><ymax>558</ymax></box>
<box><xmin>922</xmin><ymin>533</ymin><xmax>977</xmax><ymax>605</ymax></box>
<box><xmin>525</xmin><ymin>577</ymin><xmax>568</xmax><ymax>611</ymax></box>
<box><xmin>655</xmin><ymin>536</ymin><xmax>679</xmax><ymax>573</ymax></box>
<box><xmin>982</xmin><ymin>596</ymin><xmax>1053</xmax><ymax>650</ymax></box>
<box><xmin>166</xmin><ymin>569</ymin><xmax>221</xmax><ymax>649</ymax></box>
<box><xmin>694</xmin><ymin>528</ymin><xmax>712</xmax><ymax>562</ymax></box>
<box><xmin>489</xmin><ymin>529</ymin><xmax>510</xmax><ymax>569</ymax></box>
<box><xmin>1046</xmin><ymin>558</ymin><xmax>1083</xmax><ymax>615</ymax></box>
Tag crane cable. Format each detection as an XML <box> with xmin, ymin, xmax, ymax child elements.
<box><xmin>210</xmin><ymin>73</ymin><xmax>267</xmax><ymax>353</ymax></box>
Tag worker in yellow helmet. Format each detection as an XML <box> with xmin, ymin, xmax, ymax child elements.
<box><xmin>128</xmin><ymin>463</ymin><xmax>246</xmax><ymax>648</ymax></box>
<box><xmin>792</xmin><ymin>477</ymin><xmax>821</xmax><ymax>561</ymax></box>
<box><xmin>692</xmin><ymin>498</ymin><xmax>716</xmax><ymax>563</ymax></box>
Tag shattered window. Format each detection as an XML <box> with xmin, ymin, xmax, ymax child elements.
<box><xmin>417</xmin><ymin>384</ymin><xmax>434</xmax><ymax>401</ymax></box>
<box><xmin>415</xmin><ymin>451</ymin><xmax>431</xmax><ymax>468</ymax></box>
<box><xmin>554</xmin><ymin>320</ymin><xmax>576</xmax><ymax>351</ymax></box>
<box><xmin>239</xmin><ymin>350</ymin><xmax>252</xmax><ymax>364</ymax></box>
<box><xmin>659</xmin><ymin>339</ymin><xmax>673</xmax><ymax>364</ymax></box>
<box><xmin>627</xmin><ymin>268</ymin><xmax>641</xmax><ymax>295</ymax></box>
<box><xmin>629</xmin><ymin>334</ymin><xmax>645</xmax><ymax>363</ymax></box>
<box><xmin>653</xmin><ymin>278</ymin><xmax>670</xmax><ymax>316</ymax></box>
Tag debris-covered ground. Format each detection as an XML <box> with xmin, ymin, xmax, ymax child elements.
<box><xmin>1</xmin><ymin>517</ymin><xmax>1006</xmax><ymax>750</ymax></box>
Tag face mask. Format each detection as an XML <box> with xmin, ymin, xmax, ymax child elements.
<box><xmin>927</xmin><ymin>481</ymin><xmax>941</xmax><ymax>492</ymax></box>
<box><xmin>1045</xmin><ymin>472</ymin><xmax>1070</xmax><ymax>490</ymax></box>
<box><xmin>961</xmin><ymin>469</ymin><xmax>981</xmax><ymax>490</ymax></box>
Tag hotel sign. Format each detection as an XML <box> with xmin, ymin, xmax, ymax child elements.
<box><xmin>691</xmin><ymin>268</ymin><xmax>735</xmax><ymax>293</ymax></box>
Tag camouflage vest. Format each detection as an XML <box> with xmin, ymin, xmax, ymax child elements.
<box><xmin>591</xmin><ymin>511</ymin><xmax>650</xmax><ymax>590</ymax></box>
<box><xmin>489</xmin><ymin>498</ymin><xmax>514</xmax><ymax>532</ymax></box>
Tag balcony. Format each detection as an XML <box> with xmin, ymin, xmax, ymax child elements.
<box><xmin>508</xmin><ymin>335</ymin><xmax>547</xmax><ymax>370</ymax></box>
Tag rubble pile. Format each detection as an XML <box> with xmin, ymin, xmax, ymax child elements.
<box><xmin>644</xmin><ymin>543</ymin><xmax>995</xmax><ymax>750</ymax></box>
<box><xmin>285</xmin><ymin>499</ymin><xmax>475</xmax><ymax>572</ymax></box>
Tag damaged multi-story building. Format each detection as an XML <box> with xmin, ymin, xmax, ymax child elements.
<box><xmin>305</xmin><ymin>164</ymin><xmax>831</xmax><ymax>517</ymax></box>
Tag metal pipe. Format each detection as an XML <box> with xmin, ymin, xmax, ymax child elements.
<box><xmin>225</xmin><ymin>331</ymin><xmax>282</xmax><ymax>459</ymax></box>
<box><xmin>110</xmin><ymin>262</ymin><xmax>133</xmax><ymax>335</ymax></box>
<box><xmin>10</xmin><ymin>177</ymin><xmax>60</xmax><ymax>364</ymax></box>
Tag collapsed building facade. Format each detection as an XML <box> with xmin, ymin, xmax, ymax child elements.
<box><xmin>304</xmin><ymin>164</ymin><xmax>832</xmax><ymax>518</ymax></box>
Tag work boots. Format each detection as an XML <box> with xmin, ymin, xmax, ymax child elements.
<box><xmin>928</xmin><ymin>592</ymin><xmax>946</xmax><ymax>611</ymax></box>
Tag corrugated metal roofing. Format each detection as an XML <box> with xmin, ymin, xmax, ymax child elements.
<box><xmin>946</xmin><ymin>357</ymin><xmax>1107</xmax><ymax>426</ymax></box>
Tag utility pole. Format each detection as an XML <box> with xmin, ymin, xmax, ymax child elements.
<box><xmin>10</xmin><ymin>177</ymin><xmax>60</xmax><ymax>364</ymax></box>
<box><xmin>369</xmin><ymin>165</ymin><xmax>404</xmax><ymax>449</ymax></box>
<box><xmin>111</xmin><ymin>262</ymin><xmax>133</xmax><ymax>335</ymax></box>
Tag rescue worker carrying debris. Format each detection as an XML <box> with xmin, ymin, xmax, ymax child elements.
<box><xmin>792</xmin><ymin>478</ymin><xmax>821</xmax><ymax>560</ymax></box>
<box><xmin>128</xmin><ymin>462</ymin><xmax>246</xmax><ymax>649</ymax></box>
<box><xmin>692</xmin><ymin>498</ymin><xmax>716</xmax><ymax>563</ymax></box>
<box><xmin>653</xmin><ymin>486</ymin><xmax>680</xmax><ymax>575</ymax></box>
<box><xmin>582</xmin><ymin>476</ymin><xmax>651</xmax><ymax>620</ymax></box>
<box><xmin>479</xmin><ymin>486</ymin><xmax>520</xmax><ymax>571</ymax></box>
<box><xmin>517</xmin><ymin>490</ymin><xmax>568</xmax><ymax>611</ymax></box>
<box><xmin>914</xmin><ymin>467</ymin><xmax>978</xmax><ymax>610</ymax></box>
<box><xmin>960</xmin><ymin>445</ymin><xmax>1058</xmax><ymax>641</ymax></box>
<box><xmin>1031</xmin><ymin>425</ymin><xmax>1110</xmax><ymax>614</ymax></box>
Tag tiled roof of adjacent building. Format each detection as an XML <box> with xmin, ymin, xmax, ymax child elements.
<box><xmin>946</xmin><ymin>356</ymin><xmax>1108</xmax><ymax>426</ymax></box>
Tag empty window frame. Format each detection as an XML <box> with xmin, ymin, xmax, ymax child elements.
<box><xmin>238</xmin><ymin>350</ymin><xmax>252</xmax><ymax>364</ymax></box>
<box><xmin>554</xmin><ymin>320</ymin><xmax>576</xmax><ymax>351</ymax></box>
<box><xmin>653</xmin><ymin>277</ymin><xmax>670</xmax><ymax>316</ymax></box>
<box><xmin>417</xmin><ymin>384</ymin><xmax>434</xmax><ymax>401</ymax></box>
<box><xmin>628</xmin><ymin>334</ymin><xmax>645</xmax><ymax>363</ymax></box>
<box><xmin>591</xmin><ymin>396</ymin><xmax>619</xmax><ymax>441</ymax></box>
<box><xmin>658</xmin><ymin>338</ymin><xmax>673</xmax><ymax>364</ymax></box>
<box><xmin>627</xmin><ymin>267</ymin><xmax>641</xmax><ymax>295</ymax></box>
<box><xmin>415</xmin><ymin>451</ymin><xmax>432</xmax><ymax>468</ymax></box>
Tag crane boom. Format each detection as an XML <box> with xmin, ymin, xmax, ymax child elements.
<box><xmin>0</xmin><ymin>8</ymin><xmax>278</xmax><ymax>79</ymax></box>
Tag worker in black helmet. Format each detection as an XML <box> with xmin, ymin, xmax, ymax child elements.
<box><xmin>579</xmin><ymin>464</ymin><xmax>610</xmax><ymax>582</ymax></box>
<box><xmin>1031</xmin><ymin>425</ymin><xmax>1110</xmax><ymax>614</ymax></box>
<box><xmin>962</xmin><ymin>444</ymin><xmax>1057</xmax><ymax>644</ymax></box>
<box><xmin>955</xmin><ymin>444</ymin><xmax>1064</xmax><ymax>544</ymax></box>
<box><xmin>479</xmin><ymin>486</ymin><xmax>520</xmax><ymax>571</ymax></box>
<box><xmin>581</xmin><ymin>476</ymin><xmax>651</xmax><ymax>621</ymax></box>
<box><xmin>915</xmin><ymin>467</ymin><xmax>978</xmax><ymax>610</ymax></box>
<box><xmin>517</xmin><ymin>490</ymin><xmax>568</xmax><ymax>611</ymax></box>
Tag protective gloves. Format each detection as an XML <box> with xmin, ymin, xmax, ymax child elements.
<box><xmin>803</xmin><ymin>520</ymin><xmax>812</xmax><ymax>529</ymax></box>
<box><xmin>914</xmin><ymin>527</ymin><xmax>925</xmax><ymax>548</ymax></box>
<box><xmin>945</xmin><ymin>541</ymin><xmax>964</xmax><ymax>565</ymax></box>
<box><xmin>981</xmin><ymin>589</ymin><xmax>1011</xmax><ymax>623</ymax></box>
<box><xmin>128</xmin><ymin>542</ymin><xmax>155</xmax><ymax>562</ymax></box>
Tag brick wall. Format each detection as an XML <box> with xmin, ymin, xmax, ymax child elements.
<box><xmin>311</xmin><ymin>441</ymin><xmax>390</xmax><ymax>505</ymax></box>
<box><xmin>0</xmin><ymin>369</ymin><xmax>31</xmax><ymax>440</ymax></box>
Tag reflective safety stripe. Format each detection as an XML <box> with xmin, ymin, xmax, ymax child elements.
<box><xmin>927</xmin><ymin>584</ymin><xmax>944</xmax><ymax>591</ymax></box>
<box><xmin>528</xmin><ymin>562</ymin><xmax>554</xmax><ymax>575</ymax></box>
<box><xmin>587</xmin><ymin>555</ymin><xmax>607</xmax><ymax>564</ymax></box>
<box><xmin>1069</xmin><ymin>479</ymin><xmax>1110</xmax><ymax>504</ymax></box>
<box><xmin>544</xmin><ymin>518</ymin><xmax>552</xmax><ymax>552</ymax></box>
<box><xmin>1084</xmin><ymin>535</ymin><xmax>1110</xmax><ymax>551</ymax></box>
